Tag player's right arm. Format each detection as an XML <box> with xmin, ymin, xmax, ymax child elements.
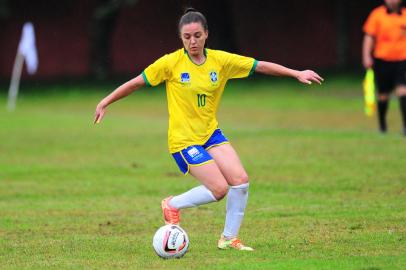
<box><xmin>94</xmin><ymin>74</ymin><xmax>146</xmax><ymax>124</ymax></box>
<box><xmin>362</xmin><ymin>8</ymin><xmax>379</xmax><ymax>69</ymax></box>
<box><xmin>362</xmin><ymin>34</ymin><xmax>375</xmax><ymax>69</ymax></box>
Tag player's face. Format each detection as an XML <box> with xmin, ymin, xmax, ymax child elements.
<box><xmin>384</xmin><ymin>0</ymin><xmax>401</xmax><ymax>10</ymax></box>
<box><xmin>180</xmin><ymin>22</ymin><xmax>208</xmax><ymax>56</ymax></box>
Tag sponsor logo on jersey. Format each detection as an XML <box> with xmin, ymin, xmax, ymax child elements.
<box><xmin>180</xmin><ymin>72</ymin><xmax>190</xmax><ymax>83</ymax></box>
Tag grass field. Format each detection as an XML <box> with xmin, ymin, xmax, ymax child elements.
<box><xmin>0</xmin><ymin>75</ymin><xmax>405</xmax><ymax>269</ymax></box>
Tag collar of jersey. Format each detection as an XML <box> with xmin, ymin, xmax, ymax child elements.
<box><xmin>184</xmin><ymin>48</ymin><xmax>208</xmax><ymax>66</ymax></box>
<box><xmin>385</xmin><ymin>5</ymin><xmax>403</xmax><ymax>15</ymax></box>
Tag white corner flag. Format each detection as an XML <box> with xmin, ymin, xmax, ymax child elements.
<box><xmin>7</xmin><ymin>22</ymin><xmax>38</xmax><ymax>111</ymax></box>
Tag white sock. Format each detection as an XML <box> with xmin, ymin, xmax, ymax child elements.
<box><xmin>222</xmin><ymin>183</ymin><xmax>249</xmax><ymax>239</ymax></box>
<box><xmin>169</xmin><ymin>185</ymin><xmax>217</xmax><ymax>209</ymax></box>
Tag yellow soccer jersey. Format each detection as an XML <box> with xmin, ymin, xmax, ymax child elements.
<box><xmin>142</xmin><ymin>48</ymin><xmax>257</xmax><ymax>153</ymax></box>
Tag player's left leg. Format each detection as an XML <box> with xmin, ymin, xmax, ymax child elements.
<box><xmin>394</xmin><ymin>60</ymin><xmax>406</xmax><ymax>136</ymax></box>
<box><xmin>377</xmin><ymin>94</ymin><xmax>390</xmax><ymax>133</ymax></box>
<box><xmin>395</xmin><ymin>85</ymin><xmax>406</xmax><ymax>136</ymax></box>
<box><xmin>374</xmin><ymin>59</ymin><xmax>394</xmax><ymax>133</ymax></box>
<box><xmin>207</xmin><ymin>143</ymin><xmax>253</xmax><ymax>251</ymax></box>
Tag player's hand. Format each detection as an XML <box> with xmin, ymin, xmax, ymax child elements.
<box><xmin>296</xmin><ymin>70</ymin><xmax>324</xmax><ymax>85</ymax></box>
<box><xmin>94</xmin><ymin>101</ymin><xmax>107</xmax><ymax>124</ymax></box>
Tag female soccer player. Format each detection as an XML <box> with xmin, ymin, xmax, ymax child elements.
<box><xmin>94</xmin><ymin>8</ymin><xmax>323</xmax><ymax>251</ymax></box>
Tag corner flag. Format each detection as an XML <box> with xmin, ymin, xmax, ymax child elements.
<box><xmin>7</xmin><ymin>22</ymin><xmax>38</xmax><ymax>111</ymax></box>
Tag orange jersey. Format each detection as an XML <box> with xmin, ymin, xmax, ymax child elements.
<box><xmin>363</xmin><ymin>5</ymin><xmax>406</xmax><ymax>61</ymax></box>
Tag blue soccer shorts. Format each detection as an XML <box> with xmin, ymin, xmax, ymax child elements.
<box><xmin>171</xmin><ymin>129</ymin><xmax>229</xmax><ymax>175</ymax></box>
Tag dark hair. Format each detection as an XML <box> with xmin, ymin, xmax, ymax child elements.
<box><xmin>178</xmin><ymin>8</ymin><xmax>208</xmax><ymax>33</ymax></box>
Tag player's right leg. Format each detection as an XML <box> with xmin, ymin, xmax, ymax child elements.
<box><xmin>162</xmin><ymin>146</ymin><xmax>228</xmax><ymax>224</ymax></box>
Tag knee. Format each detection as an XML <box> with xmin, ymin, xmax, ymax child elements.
<box><xmin>230</xmin><ymin>172</ymin><xmax>249</xmax><ymax>186</ymax></box>
<box><xmin>211</xmin><ymin>184</ymin><xmax>229</xmax><ymax>201</ymax></box>
<box><xmin>240</xmin><ymin>172</ymin><xmax>249</xmax><ymax>184</ymax></box>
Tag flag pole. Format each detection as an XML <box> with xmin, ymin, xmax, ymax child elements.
<box><xmin>6</xmin><ymin>22</ymin><xmax>38</xmax><ymax>112</ymax></box>
<box><xmin>7</xmin><ymin>52</ymin><xmax>25</xmax><ymax>111</ymax></box>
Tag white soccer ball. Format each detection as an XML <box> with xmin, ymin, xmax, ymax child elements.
<box><xmin>152</xmin><ymin>224</ymin><xmax>189</xmax><ymax>259</ymax></box>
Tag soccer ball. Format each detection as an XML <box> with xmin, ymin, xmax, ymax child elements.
<box><xmin>152</xmin><ymin>224</ymin><xmax>189</xmax><ymax>259</ymax></box>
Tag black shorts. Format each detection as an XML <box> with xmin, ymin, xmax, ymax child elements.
<box><xmin>373</xmin><ymin>59</ymin><xmax>406</xmax><ymax>94</ymax></box>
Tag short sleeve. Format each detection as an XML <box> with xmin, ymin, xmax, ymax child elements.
<box><xmin>363</xmin><ymin>9</ymin><xmax>379</xmax><ymax>37</ymax></box>
<box><xmin>222</xmin><ymin>52</ymin><xmax>257</xmax><ymax>80</ymax></box>
<box><xmin>142</xmin><ymin>54</ymin><xmax>171</xmax><ymax>87</ymax></box>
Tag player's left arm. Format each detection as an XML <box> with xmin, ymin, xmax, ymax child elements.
<box><xmin>255</xmin><ymin>61</ymin><xmax>323</xmax><ymax>85</ymax></box>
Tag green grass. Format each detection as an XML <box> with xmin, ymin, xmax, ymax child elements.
<box><xmin>0</xmin><ymin>76</ymin><xmax>405</xmax><ymax>269</ymax></box>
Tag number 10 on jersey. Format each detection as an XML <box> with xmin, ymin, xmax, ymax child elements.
<box><xmin>197</xmin><ymin>94</ymin><xmax>206</xmax><ymax>107</ymax></box>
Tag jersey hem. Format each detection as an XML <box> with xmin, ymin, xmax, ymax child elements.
<box><xmin>169</xmin><ymin>134</ymin><xmax>217</xmax><ymax>153</ymax></box>
<box><xmin>374</xmin><ymin>56</ymin><xmax>406</xmax><ymax>62</ymax></box>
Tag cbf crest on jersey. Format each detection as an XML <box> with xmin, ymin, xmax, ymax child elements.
<box><xmin>209</xmin><ymin>71</ymin><xmax>218</xmax><ymax>83</ymax></box>
<box><xmin>180</xmin><ymin>72</ymin><xmax>190</xmax><ymax>84</ymax></box>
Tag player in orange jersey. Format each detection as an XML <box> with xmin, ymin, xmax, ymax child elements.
<box><xmin>363</xmin><ymin>0</ymin><xmax>406</xmax><ymax>135</ymax></box>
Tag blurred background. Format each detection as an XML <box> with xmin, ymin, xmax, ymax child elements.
<box><xmin>0</xmin><ymin>0</ymin><xmax>380</xmax><ymax>81</ymax></box>
<box><xmin>2</xmin><ymin>1</ymin><xmax>406</xmax><ymax>268</ymax></box>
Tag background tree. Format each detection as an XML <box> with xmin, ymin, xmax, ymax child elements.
<box><xmin>0</xmin><ymin>0</ymin><xmax>10</xmax><ymax>19</ymax></box>
<box><xmin>89</xmin><ymin>0</ymin><xmax>138</xmax><ymax>79</ymax></box>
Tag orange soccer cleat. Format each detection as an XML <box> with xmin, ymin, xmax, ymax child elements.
<box><xmin>161</xmin><ymin>196</ymin><xmax>180</xmax><ymax>225</ymax></box>
<box><xmin>217</xmin><ymin>235</ymin><xmax>254</xmax><ymax>251</ymax></box>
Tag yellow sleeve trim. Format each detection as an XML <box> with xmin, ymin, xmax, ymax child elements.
<box><xmin>249</xmin><ymin>59</ymin><xmax>258</xmax><ymax>76</ymax></box>
<box><xmin>141</xmin><ymin>71</ymin><xmax>151</xmax><ymax>87</ymax></box>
